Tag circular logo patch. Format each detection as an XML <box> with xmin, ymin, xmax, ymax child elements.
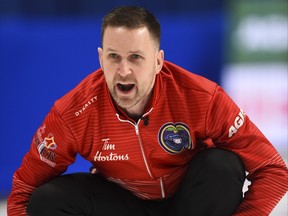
<box><xmin>158</xmin><ymin>122</ymin><xmax>192</xmax><ymax>154</ymax></box>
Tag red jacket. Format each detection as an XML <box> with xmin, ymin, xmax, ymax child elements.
<box><xmin>8</xmin><ymin>61</ymin><xmax>287</xmax><ymax>215</ymax></box>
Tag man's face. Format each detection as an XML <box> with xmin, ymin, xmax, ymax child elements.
<box><xmin>98</xmin><ymin>26</ymin><xmax>164</xmax><ymax>112</ymax></box>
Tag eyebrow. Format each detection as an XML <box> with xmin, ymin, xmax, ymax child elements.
<box><xmin>106</xmin><ymin>47</ymin><xmax>144</xmax><ymax>55</ymax></box>
<box><xmin>106</xmin><ymin>48</ymin><xmax>117</xmax><ymax>52</ymax></box>
<box><xmin>129</xmin><ymin>50</ymin><xmax>144</xmax><ymax>55</ymax></box>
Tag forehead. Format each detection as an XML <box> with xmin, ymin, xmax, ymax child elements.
<box><xmin>102</xmin><ymin>26</ymin><xmax>157</xmax><ymax>50</ymax></box>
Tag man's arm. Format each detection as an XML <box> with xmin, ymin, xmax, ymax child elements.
<box><xmin>206</xmin><ymin>86</ymin><xmax>288</xmax><ymax>215</ymax></box>
<box><xmin>7</xmin><ymin>106</ymin><xmax>78</xmax><ymax>215</ymax></box>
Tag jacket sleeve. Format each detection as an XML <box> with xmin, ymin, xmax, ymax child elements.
<box><xmin>205</xmin><ymin>86</ymin><xmax>288</xmax><ymax>216</ymax></box>
<box><xmin>7</xmin><ymin>106</ymin><xmax>78</xmax><ymax>216</ymax></box>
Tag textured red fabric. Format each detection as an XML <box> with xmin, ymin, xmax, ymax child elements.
<box><xmin>8</xmin><ymin>61</ymin><xmax>287</xmax><ymax>215</ymax></box>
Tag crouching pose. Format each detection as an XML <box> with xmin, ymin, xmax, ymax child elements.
<box><xmin>8</xmin><ymin>6</ymin><xmax>287</xmax><ymax>216</ymax></box>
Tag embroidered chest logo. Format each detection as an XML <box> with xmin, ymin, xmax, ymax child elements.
<box><xmin>158</xmin><ymin>122</ymin><xmax>192</xmax><ymax>154</ymax></box>
<box><xmin>94</xmin><ymin>138</ymin><xmax>129</xmax><ymax>161</ymax></box>
<box><xmin>33</xmin><ymin>124</ymin><xmax>57</xmax><ymax>167</ymax></box>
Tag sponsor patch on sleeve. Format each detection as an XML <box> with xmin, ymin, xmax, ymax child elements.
<box><xmin>33</xmin><ymin>124</ymin><xmax>57</xmax><ymax>167</ymax></box>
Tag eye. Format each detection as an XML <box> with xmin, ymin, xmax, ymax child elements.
<box><xmin>108</xmin><ymin>53</ymin><xmax>120</xmax><ymax>59</ymax></box>
<box><xmin>129</xmin><ymin>54</ymin><xmax>142</xmax><ymax>61</ymax></box>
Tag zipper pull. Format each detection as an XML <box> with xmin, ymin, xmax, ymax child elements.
<box><xmin>135</xmin><ymin>124</ymin><xmax>139</xmax><ymax>135</ymax></box>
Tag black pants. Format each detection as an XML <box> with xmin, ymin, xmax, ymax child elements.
<box><xmin>27</xmin><ymin>148</ymin><xmax>245</xmax><ymax>216</ymax></box>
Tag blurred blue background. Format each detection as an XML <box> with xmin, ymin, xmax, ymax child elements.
<box><xmin>0</xmin><ymin>1</ymin><xmax>287</xmax><ymax>214</ymax></box>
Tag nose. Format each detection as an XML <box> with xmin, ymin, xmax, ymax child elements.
<box><xmin>117</xmin><ymin>60</ymin><xmax>132</xmax><ymax>77</ymax></box>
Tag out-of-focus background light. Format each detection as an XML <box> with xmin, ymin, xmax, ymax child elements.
<box><xmin>222</xmin><ymin>0</ymin><xmax>287</xmax><ymax>161</ymax></box>
<box><xmin>0</xmin><ymin>0</ymin><xmax>287</xmax><ymax>215</ymax></box>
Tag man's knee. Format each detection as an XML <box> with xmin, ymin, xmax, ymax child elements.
<box><xmin>26</xmin><ymin>180</ymin><xmax>66</xmax><ymax>215</ymax></box>
<box><xmin>26</xmin><ymin>173</ymin><xmax>147</xmax><ymax>216</ymax></box>
<box><xmin>169</xmin><ymin>148</ymin><xmax>246</xmax><ymax>216</ymax></box>
<box><xmin>189</xmin><ymin>148</ymin><xmax>245</xmax><ymax>182</ymax></box>
<box><xmin>26</xmin><ymin>174</ymin><xmax>91</xmax><ymax>215</ymax></box>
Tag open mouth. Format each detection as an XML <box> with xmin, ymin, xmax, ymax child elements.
<box><xmin>116</xmin><ymin>83</ymin><xmax>135</xmax><ymax>93</ymax></box>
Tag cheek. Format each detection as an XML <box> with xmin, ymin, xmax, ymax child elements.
<box><xmin>138</xmin><ymin>70</ymin><xmax>155</xmax><ymax>87</ymax></box>
<box><xmin>103</xmin><ymin>69</ymin><xmax>115</xmax><ymax>86</ymax></box>
<box><xmin>103</xmin><ymin>62</ymin><xmax>115</xmax><ymax>77</ymax></box>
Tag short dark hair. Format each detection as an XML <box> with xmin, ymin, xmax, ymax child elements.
<box><xmin>101</xmin><ymin>6</ymin><xmax>161</xmax><ymax>49</ymax></box>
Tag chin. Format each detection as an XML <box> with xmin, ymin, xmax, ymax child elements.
<box><xmin>117</xmin><ymin>101</ymin><xmax>135</xmax><ymax>109</ymax></box>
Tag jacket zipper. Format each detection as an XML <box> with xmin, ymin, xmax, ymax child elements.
<box><xmin>160</xmin><ymin>177</ymin><xmax>166</xmax><ymax>198</ymax></box>
<box><xmin>116</xmin><ymin>109</ymin><xmax>167</xmax><ymax>198</ymax></box>
<box><xmin>116</xmin><ymin>113</ymin><xmax>154</xmax><ymax>179</ymax></box>
<box><xmin>134</xmin><ymin>123</ymin><xmax>154</xmax><ymax>178</ymax></box>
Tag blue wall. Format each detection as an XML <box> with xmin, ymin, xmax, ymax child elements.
<box><xmin>0</xmin><ymin>2</ymin><xmax>225</xmax><ymax>197</ymax></box>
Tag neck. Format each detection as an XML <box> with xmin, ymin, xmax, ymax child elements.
<box><xmin>122</xmin><ymin>91</ymin><xmax>152</xmax><ymax>121</ymax></box>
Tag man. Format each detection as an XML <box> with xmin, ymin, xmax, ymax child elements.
<box><xmin>8</xmin><ymin>6</ymin><xmax>287</xmax><ymax>216</ymax></box>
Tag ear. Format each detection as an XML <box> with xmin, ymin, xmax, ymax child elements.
<box><xmin>156</xmin><ymin>50</ymin><xmax>164</xmax><ymax>74</ymax></box>
<box><xmin>98</xmin><ymin>47</ymin><xmax>103</xmax><ymax>70</ymax></box>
